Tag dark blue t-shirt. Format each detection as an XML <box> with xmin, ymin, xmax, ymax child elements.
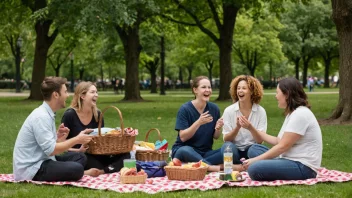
<box><xmin>171</xmin><ymin>101</ymin><xmax>220</xmax><ymax>157</ymax></box>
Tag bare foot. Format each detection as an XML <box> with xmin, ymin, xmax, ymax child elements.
<box><xmin>84</xmin><ymin>168</ymin><xmax>104</xmax><ymax>177</ymax></box>
<box><xmin>207</xmin><ymin>165</ymin><xmax>221</xmax><ymax>172</ymax></box>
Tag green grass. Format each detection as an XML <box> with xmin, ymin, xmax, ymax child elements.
<box><xmin>0</xmin><ymin>90</ymin><xmax>351</xmax><ymax>197</ymax></box>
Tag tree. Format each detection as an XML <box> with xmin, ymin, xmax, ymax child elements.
<box><xmin>47</xmin><ymin>34</ymin><xmax>76</xmax><ymax>77</ymax></box>
<box><xmin>21</xmin><ymin>0</ymin><xmax>83</xmax><ymax>100</ymax></box>
<box><xmin>328</xmin><ymin>0</ymin><xmax>352</xmax><ymax>124</ymax></box>
<box><xmin>164</xmin><ymin>0</ymin><xmax>288</xmax><ymax>100</ymax></box>
<box><xmin>80</xmin><ymin>0</ymin><xmax>159</xmax><ymax>101</ymax></box>
<box><xmin>0</xmin><ymin>1</ymin><xmax>31</xmax><ymax>92</ymax></box>
<box><xmin>233</xmin><ymin>14</ymin><xmax>284</xmax><ymax>76</ymax></box>
<box><xmin>279</xmin><ymin>1</ymin><xmax>327</xmax><ymax>85</ymax></box>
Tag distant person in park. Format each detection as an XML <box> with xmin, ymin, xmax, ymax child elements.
<box><xmin>61</xmin><ymin>81</ymin><xmax>130</xmax><ymax>175</ymax></box>
<box><xmin>243</xmin><ymin>77</ymin><xmax>322</xmax><ymax>181</ymax></box>
<box><xmin>171</xmin><ymin>76</ymin><xmax>227</xmax><ymax>171</ymax></box>
<box><xmin>308</xmin><ymin>76</ymin><xmax>314</xmax><ymax>92</ymax></box>
<box><xmin>222</xmin><ymin>75</ymin><xmax>269</xmax><ymax>167</ymax></box>
<box><xmin>13</xmin><ymin>76</ymin><xmax>97</xmax><ymax>182</ymax></box>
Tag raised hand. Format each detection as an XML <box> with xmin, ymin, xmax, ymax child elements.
<box><xmin>57</xmin><ymin>123</ymin><xmax>69</xmax><ymax>140</ymax></box>
<box><xmin>215</xmin><ymin>117</ymin><xmax>224</xmax><ymax>130</ymax></box>
<box><xmin>197</xmin><ymin>111</ymin><xmax>213</xmax><ymax>125</ymax></box>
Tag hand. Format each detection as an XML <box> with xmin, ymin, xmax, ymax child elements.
<box><xmin>238</xmin><ymin>116</ymin><xmax>252</xmax><ymax>130</ymax></box>
<box><xmin>215</xmin><ymin>117</ymin><xmax>224</xmax><ymax>130</ymax></box>
<box><xmin>242</xmin><ymin>158</ymin><xmax>258</xmax><ymax>170</ymax></box>
<box><xmin>76</xmin><ymin>129</ymin><xmax>93</xmax><ymax>144</ymax></box>
<box><xmin>197</xmin><ymin>111</ymin><xmax>213</xmax><ymax>125</ymax></box>
<box><xmin>78</xmin><ymin>144</ymin><xmax>89</xmax><ymax>153</ymax></box>
<box><xmin>235</xmin><ymin>117</ymin><xmax>241</xmax><ymax>129</ymax></box>
<box><xmin>57</xmin><ymin>123</ymin><xmax>69</xmax><ymax>140</ymax></box>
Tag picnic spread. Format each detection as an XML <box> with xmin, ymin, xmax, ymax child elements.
<box><xmin>3</xmin><ymin>105</ymin><xmax>352</xmax><ymax>194</ymax></box>
<box><xmin>1</xmin><ymin>168</ymin><xmax>352</xmax><ymax>194</ymax></box>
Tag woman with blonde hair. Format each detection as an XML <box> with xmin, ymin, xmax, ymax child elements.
<box><xmin>222</xmin><ymin>75</ymin><xmax>269</xmax><ymax>166</ymax></box>
<box><xmin>61</xmin><ymin>81</ymin><xmax>130</xmax><ymax>175</ymax></box>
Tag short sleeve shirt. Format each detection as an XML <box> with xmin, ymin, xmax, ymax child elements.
<box><xmin>13</xmin><ymin>102</ymin><xmax>57</xmax><ymax>181</ymax></box>
<box><xmin>171</xmin><ymin>101</ymin><xmax>220</xmax><ymax>156</ymax></box>
<box><xmin>278</xmin><ymin>106</ymin><xmax>323</xmax><ymax>172</ymax></box>
<box><xmin>61</xmin><ymin>108</ymin><xmax>103</xmax><ymax>149</ymax></box>
<box><xmin>222</xmin><ymin>102</ymin><xmax>267</xmax><ymax>151</ymax></box>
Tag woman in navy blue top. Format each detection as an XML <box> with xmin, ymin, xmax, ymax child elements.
<box><xmin>172</xmin><ymin>76</ymin><xmax>225</xmax><ymax>168</ymax></box>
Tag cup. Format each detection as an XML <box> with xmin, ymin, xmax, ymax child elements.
<box><xmin>123</xmin><ymin>159</ymin><xmax>136</xmax><ymax>168</ymax></box>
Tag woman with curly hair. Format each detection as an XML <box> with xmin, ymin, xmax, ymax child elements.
<box><xmin>222</xmin><ymin>75</ymin><xmax>269</xmax><ymax>166</ymax></box>
<box><xmin>243</xmin><ymin>77</ymin><xmax>322</xmax><ymax>181</ymax></box>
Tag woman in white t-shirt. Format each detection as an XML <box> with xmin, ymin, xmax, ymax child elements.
<box><xmin>243</xmin><ymin>77</ymin><xmax>322</xmax><ymax>181</ymax></box>
<box><xmin>222</xmin><ymin>75</ymin><xmax>269</xmax><ymax>166</ymax></box>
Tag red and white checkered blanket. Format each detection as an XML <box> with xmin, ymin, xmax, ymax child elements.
<box><xmin>0</xmin><ymin>168</ymin><xmax>351</xmax><ymax>194</ymax></box>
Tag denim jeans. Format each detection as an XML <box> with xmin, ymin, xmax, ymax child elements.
<box><xmin>247</xmin><ymin>158</ymin><xmax>317</xmax><ymax>181</ymax></box>
<box><xmin>173</xmin><ymin>146</ymin><xmax>223</xmax><ymax>165</ymax></box>
<box><xmin>222</xmin><ymin>142</ymin><xmax>269</xmax><ymax>164</ymax></box>
<box><xmin>33</xmin><ymin>152</ymin><xmax>86</xmax><ymax>182</ymax></box>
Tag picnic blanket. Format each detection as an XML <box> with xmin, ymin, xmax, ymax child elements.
<box><xmin>0</xmin><ymin>168</ymin><xmax>351</xmax><ymax>194</ymax></box>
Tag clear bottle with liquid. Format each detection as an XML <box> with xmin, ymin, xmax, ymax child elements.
<box><xmin>223</xmin><ymin>145</ymin><xmax>233</xmax><ymax>174</ymax></box>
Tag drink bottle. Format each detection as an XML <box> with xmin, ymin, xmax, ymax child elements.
<box><xmin>223</xmin><ymin>145</ymin><xmax>233</xmax><ymax>174</ymax></box>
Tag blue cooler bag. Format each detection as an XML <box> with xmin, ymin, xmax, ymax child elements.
<box><xmin>136</xmin><ymin>161</ymin><xmax>167</xmax><ymax>178</ymax></box>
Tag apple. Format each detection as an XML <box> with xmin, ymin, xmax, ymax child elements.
<box><xmin>172</xmin><ymin>158</ymin><xmax>182</xmax><ymax>166</ymax></box>
<box><xmin>191</xmin><ymin>160</ymin><xmax>202</xmax><ymax>168</ymax></box>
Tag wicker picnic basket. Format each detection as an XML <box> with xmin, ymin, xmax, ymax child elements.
<box><xmin>86</xmin><ymin>106</ymin><xmax>135</xmax><ymax>155</ymax></box>
<box><xmin>120</xmin><ymin>174</ymin><xmax>147</xmax><ymax>184</ymax></box>
<box><xmin>135</xmin><ymin>128</ymin><xmax>169</xmax><ymax>161</ymax></box>
<box><xmin>164</xmin><ymin>166</ymin><xmax>208</xmax><ymax>181</ymax></box>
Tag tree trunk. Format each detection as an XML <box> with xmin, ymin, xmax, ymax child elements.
<box><xmin>324</xmin><ymin>58</ymin><xmax>331</xmax><ymax>88</ymax></box>
<box><xmin>217</xmin><ymin>5</ymin><xmax>238</xmax><ymax>100</ymax></box>
<box><xmin>28</xmin><ymin>21</ymin><xmax>57</xmax><ymax>100</ymax></box>
<box><xmin>178</xmin><ymin>67</ymin><xmax>183</xmax><ymax>85</ymax></box>
<box><xmin>328</xmin><ymin>0</ymin><xmax>352</xmax><ymax>124</ymax></box>
<box><xmin>302</xmin><ymin>56</ymin><xmax>311</xmax><ymax>87</ymax></box>
<box><xmin>294</xmin><ymin>58</ymin><xmax>300</xmax><ymax>80</ymax></box>
<box><xmin>117</xmin><ymin>25</ymin><xmax>143</xmax><ymax>101</ymax></box>
<box><xmin>160</xmin><ymin>36</ymin><xmax>166</xmax><ymax>95</ymax></box>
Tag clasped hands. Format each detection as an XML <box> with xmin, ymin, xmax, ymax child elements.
<box><xmin>237</xmin><ymin>116</ymin><xmax>252</xmax><ymax>130</ymax></box>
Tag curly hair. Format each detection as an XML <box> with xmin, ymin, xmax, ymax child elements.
<box><xmin>278</xmin><ymin>77</ymin><xmax>310</xmax><ymax>115</ymax></box>
<box><xmin>229</xmin><ymin>75</ymin><xmax>263</xmax><ymax>104</ymax></box>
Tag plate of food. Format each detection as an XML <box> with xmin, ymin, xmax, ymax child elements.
<box><xmin>217</xmin><ymin>171</ymin><xmax>245</xmax><ymax>182</ymax></box>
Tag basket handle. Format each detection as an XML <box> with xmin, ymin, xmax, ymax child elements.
<box><xmin>98</xmin><ymin>106</ymin><xmax>124</xmax><ymax>136</ymax></box>
<box><xmin>144</xmin><ymin>128</ymin><xmax>162</xmax><ymax>142</ymax></box>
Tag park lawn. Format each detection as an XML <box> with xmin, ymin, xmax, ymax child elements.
<box><xmin>0</xmin><ymin>90</ymin><xmax>351</xmax><ymax>197</ymax></box>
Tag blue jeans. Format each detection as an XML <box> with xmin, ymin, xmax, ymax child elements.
<box><xmin>222</xmin><ymin>142</ymin><xmax>269</xmax><ymax>164</ymax></box>
<box><xmin>247</xmin><ymin>158</ymin><xmax>317</xmax><ymax>181</ymax></box>
<box><xmin>173</xmin><ymin>146</ymin><xmax>223</xmax><ymax>165</ymax></box>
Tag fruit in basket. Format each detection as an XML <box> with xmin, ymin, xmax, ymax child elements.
<box><xmin>120</xmin><ymin>167</ymin><xmax>146</xmax><ymax>176</ymax></box>
<box><xmin>172</xmin><ymin>158</ymin><xmax>182</xmax><ymax>166</ymax></box>
<box><xmin>191</xmin><ymin>160</ymin><xmax>202</xmax><ymax>168</ymax></box>
<box><xmin>106</xmin><ymin>129</ymin><xmax>121</xmax><ymax>135</ymax></box>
